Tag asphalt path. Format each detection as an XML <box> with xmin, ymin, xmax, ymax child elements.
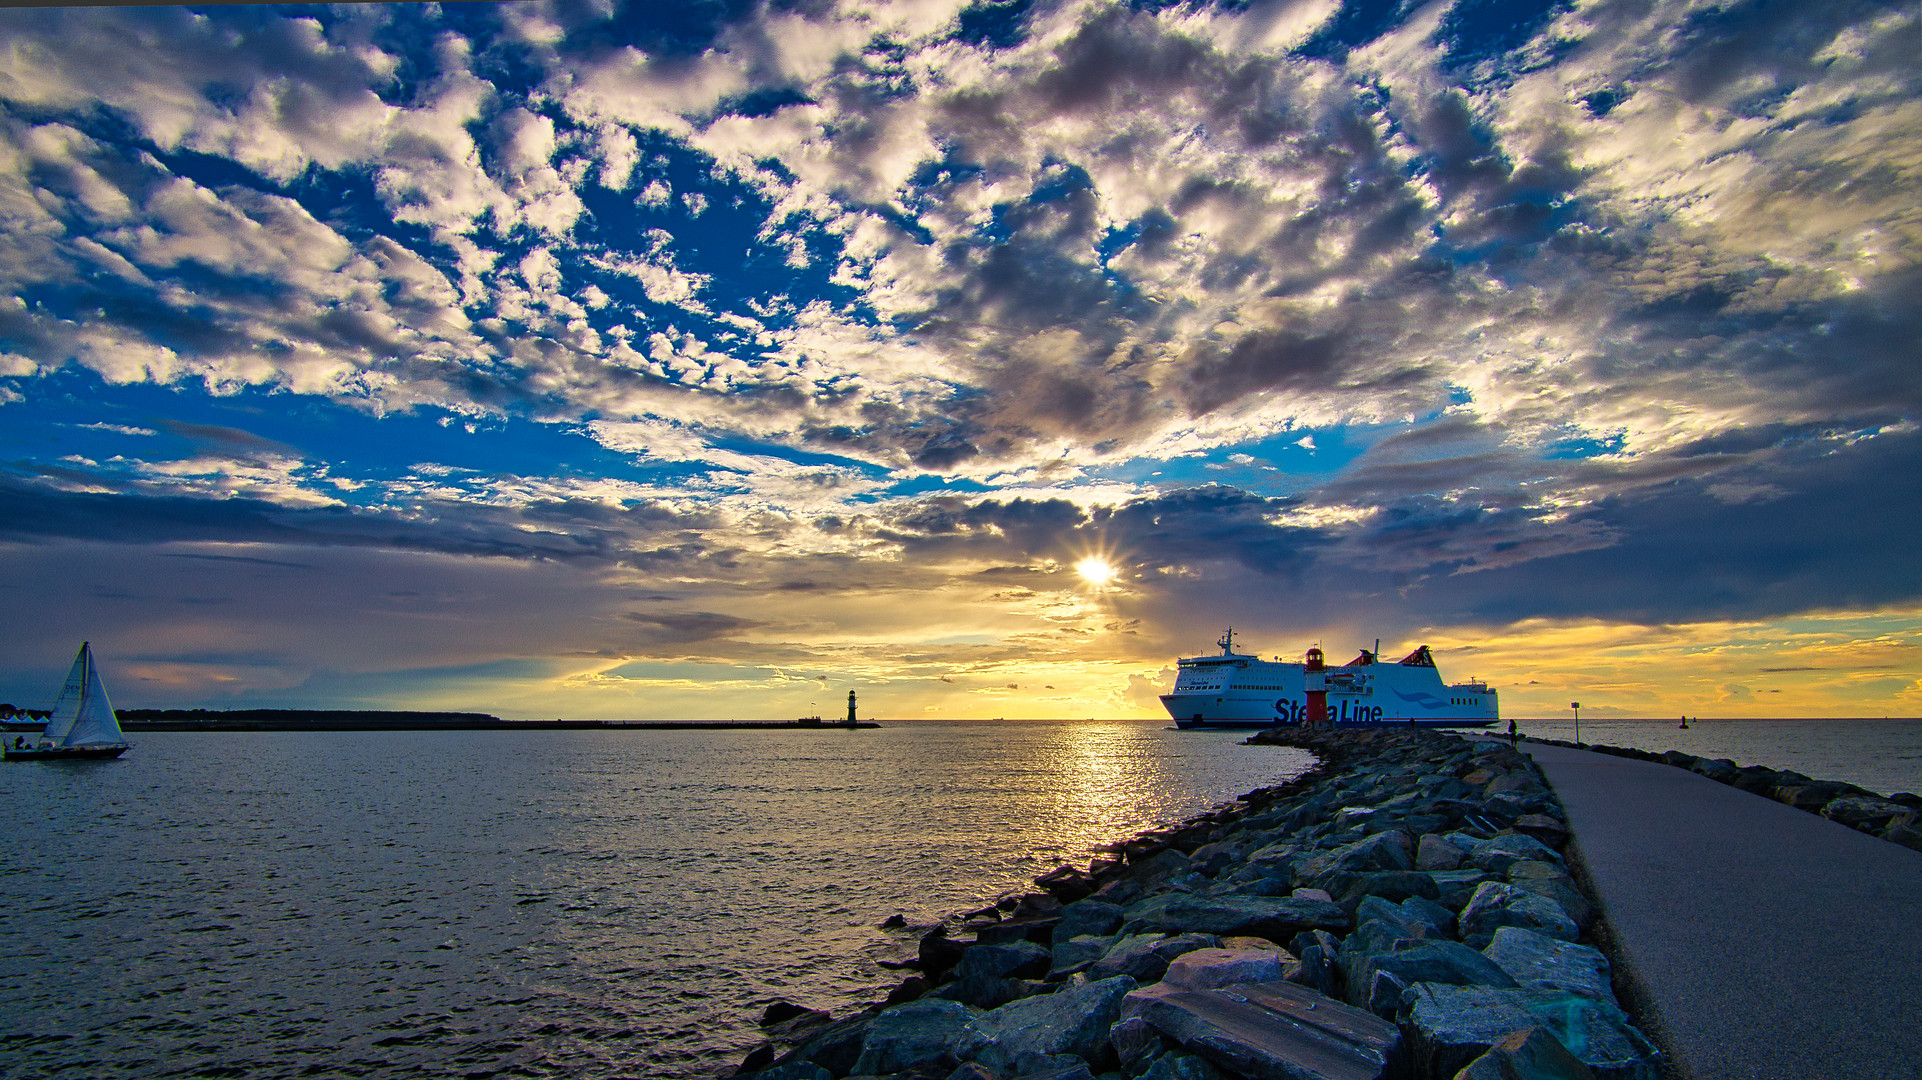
<box><xmin>1518</xmin><ymin>740</ymin><xmax>1922</xmax><ymax>1080</ymax></box>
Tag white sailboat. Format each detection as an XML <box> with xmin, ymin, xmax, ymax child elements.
<box><xmin>5</xmin><ymin>642</ymin><xmax>132</xmax><ymax>761</ymax></box>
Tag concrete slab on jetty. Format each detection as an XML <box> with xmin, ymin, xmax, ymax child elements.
<box><xmin>1522</xmin><ymin>740</ymin><xmax>1922</xmax><ymax>1080</ymax></box>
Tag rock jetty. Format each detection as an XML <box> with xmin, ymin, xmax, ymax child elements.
<box><xmin>1529</xmin><ymin>737</ymin><xmax>1922</xmax><ymax>852</ymax></box>
<box><xmin>731</xmin><ymin>728</ymin><xmax>1663</xmax><ymax>1080</ymax></box>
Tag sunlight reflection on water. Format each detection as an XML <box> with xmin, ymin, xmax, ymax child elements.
<box><xmin>0</xmin><ymin>720</ymin><xmax>1312</xmax><ymax>1079</ymax></box>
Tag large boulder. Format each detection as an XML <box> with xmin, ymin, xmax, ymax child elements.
<box><xmin>1415</xmin><ymin>835</ymin><xmax>1466</xmax><ymax>871</ymax></box>
<box><xmin>1402</xmin><ymin>984</ymin><xmax>1661</xmax><ymax>1080</ymax></box>
<box><xmin>847</xmin><ymin>998</ymin><xmax>977</xmax><ymax>1076</ymax></box>
<box><xmin>1125</xmin><ymin>979</ymin><xmax>1402</xmax><ymax>1080</ymax></box>
<box><xmin>1140</xmin><ymin>1052</ymin><xmax>1232</xmax><ymax>1080</ymax></box>
<box><xmin>1426</xmin><ymin>870</ymin><xmax>1497</xmax><ymax>911</ymax></box>
<box><xmin>1458</xmin><ymin>882</ymin><xmax>1579</xmax><ymax>949</ymax></box>
<box><xmin>1504</xmin><ymin>864</ymin><xmax>1594</xmax><ymax>929</ymax></box>
<box><xmin>1454</xmin><ymin>1026</ymin><xmax>1597</xmax><ymax>1080</ymax></box>
<box><xmin>1822</xmin><ymin>796</ymin><xmax>1912</xmax><ymax>832</ymax></box>
<box><xmin>1052</xmin><ymin>934</ymin><xmax>1117</xmax><ymax>978</ymax></box>
<box><xmin>953</xmin><ymin>975</ymin><xmax>1139</xmax><ymax>1073</ymax></box>
<box><xmin>1297</xmin><ymin>830</ymin><xmax>1416</xmax><ymax>878</ymax></box>
<box><xmin>1124</xmin><ymin>893</ymin><xmax>1349</xmax><ymax>940</ymax></box>
<box><xmin>759</xmin><ymin>1014</ymin><xmax>872</xmax><ymax>1077</ymax></box>
<box><xmin>951</xmin><ymin>941</ymin><xmax>1052</xmax><ymax>983</ymax></box>
<box><xmin>1054</xmin><ymin>899</ymin><xmax>1127</xmax><ymax>946</ymax></box>
<box><xmin>1109</xmin><ymin>1015</ymin><xmax>1168</xmax><ymax>1076</ymax></box>
<box><xmin>1468</xmin><ymin>835</ymin><xmax>1564</xmax><ymax>875</ymax></box>
<box><xmin>1346</xmin><ymin>940</ymin><xmax>1518</xmax><ymax>1017</ymax></box>
<box><xmin>1163</xmin><ymin>947</ymin><xmax>1297</xmax><ymax>991</ymax></box>
<box><xmin>1481</xmin><ymin>928</ymin><xmax>1614</xmax><ymax>1001</ymax></box>
<box><xmin>1090</xmin><ymin>934</ymin><xmax>1219</xmax><ymax>984</ymax></box>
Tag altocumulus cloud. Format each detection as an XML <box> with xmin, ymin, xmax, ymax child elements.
<box><xmin>0</xmin><ymin>0</ymin><xmax>1917</xmax><ymax>711</ymax></box>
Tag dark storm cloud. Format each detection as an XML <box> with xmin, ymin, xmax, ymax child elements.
<box><xmin>0</xmin><ymin>475</ymin><xmax>703</xmax><ymax>566</ymax></box>
<box><xmin>621</xmin><ymin>610</ymin><xmax>764</xmax><ymax>643</ymax></box>
<box><xmin>1400</xmin><ymin>427</ymin><xmax>1922</xmax><ymax>624</ymax></box>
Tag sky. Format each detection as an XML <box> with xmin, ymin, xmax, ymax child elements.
<box><xmin>0</xmin><ymin>0</ymin><xmax>1917</xmax><ymax>721</ymax></box>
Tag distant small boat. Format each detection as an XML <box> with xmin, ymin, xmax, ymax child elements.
<box><xmin>5</xmin><ymin>642</ymin><xmax>132</xmax><ymax>761</ymax></box>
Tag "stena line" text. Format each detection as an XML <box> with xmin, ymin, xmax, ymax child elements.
<box><xmin>1273</xmin><ymin>698</ymin><xmax>1387</xmax><ymax>722</ymax></box>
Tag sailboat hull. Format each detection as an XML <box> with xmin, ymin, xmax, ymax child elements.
<box><xmin>5</xmin><ymin>744</ymin><xmax>130</xmax><ymax>761</ymax></box>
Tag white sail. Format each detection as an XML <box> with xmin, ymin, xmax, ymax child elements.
<box><xmin>62</xmin><ymin>644</ymin><xmax>125</xmax><ymax>748</ymax></box>
<box><xmin>38</xmin><ymin>644</ymin><xmax>89</xmax><ymax>744</ymax></box>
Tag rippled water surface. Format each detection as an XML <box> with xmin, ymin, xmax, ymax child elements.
<box><xmin>0</xmin><ymin>721</ymin><xmax>1314</xmax><ymax>1080</ymax></box>
<box><xmin>1513</xmin><ymin>717</ymin><xmax>1922</xmax><ymax>797</ymax></box>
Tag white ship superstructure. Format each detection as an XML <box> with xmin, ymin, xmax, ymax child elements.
<box><xmin>1161</xmin><ymin>629</ymin><xmax>1497</xmax><ymax>729</ymax></box>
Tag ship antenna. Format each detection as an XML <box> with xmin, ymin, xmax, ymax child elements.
<box><xmin>1218</xmin><ymin>627</ymin><xmax>1235</xmax><ymax>654</ymax></box>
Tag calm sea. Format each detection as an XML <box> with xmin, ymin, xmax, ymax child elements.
<box><xmin>1513</xmin><ymin>717</ymin><xmax>1922</xmax><ymax>797</ymax></box>
<box><xmin>0</xmin><ymin>721</ymin><xmax>1312</xmax><ymax>1080</ymax></box>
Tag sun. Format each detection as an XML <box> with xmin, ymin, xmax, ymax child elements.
<box><xmin>1074</xmin><ymin>556</ymin><xmax>1118</xmax><ymax>586</ymax></box>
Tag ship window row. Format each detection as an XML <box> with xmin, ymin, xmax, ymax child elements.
<box><xmin>1452</xmin><ymin>698</ymin><xmax>1483</xmax><ymax>705</ymax></box>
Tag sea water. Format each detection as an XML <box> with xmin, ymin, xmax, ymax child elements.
<box><xmin>0</xmin><ymin>721</ymin><xmax>1312</xmax><ymax>1080</ymax></box>
<box><xmin>1512</xmin><ymin>717</ymin><xmax>1922</xmax><ymax>797</ymax></box>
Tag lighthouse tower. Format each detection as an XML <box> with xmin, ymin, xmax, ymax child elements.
<box><xmin>846</xmin><ymin>690</ymin><xmax>858</xmax><ymax>726</ymax></box>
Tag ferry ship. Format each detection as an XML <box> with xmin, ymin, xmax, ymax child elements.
<box><xmin>1161</xmin><ymin>629</ymin><xmax>1497</xmax><ymax>729</ymax></box>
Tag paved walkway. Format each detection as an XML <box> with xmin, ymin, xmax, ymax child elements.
<box><xmin>1519</xmin><ymin>741</ymin><xmax>1922</xmax><ymax>1080</ymax></box>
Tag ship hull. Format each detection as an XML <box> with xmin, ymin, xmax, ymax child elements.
<box><xmin>5</xmin><ymin>743</ymin><xmax>130</xmax><ymax>761</ymax></box>
<box><xmin>1170</xmin><ymin>715</ymin><xmax>1496</xmax><ymax>730</ymax></box>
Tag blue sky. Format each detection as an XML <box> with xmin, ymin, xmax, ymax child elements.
<box><xmin>0</xmin><ymin>0</ymin><xmax>1917</xmax><ymax>719</ymax></box>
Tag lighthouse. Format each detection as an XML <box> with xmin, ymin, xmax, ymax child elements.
<box><xmin>846</xmin><ymin>690</ymin><xmax>858</xmax><ymax>726</ymax></box>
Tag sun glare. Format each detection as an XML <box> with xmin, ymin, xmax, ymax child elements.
<box><xmin>1075</xmin><ymin>557</ymin><xmax>1117</xmax><ymax>586</ymax></box>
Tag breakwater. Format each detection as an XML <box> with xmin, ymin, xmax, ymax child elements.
<box><xmin>734</xmin><ymin>728</ymin><xmax>1663</xmax><ymax>1080</ymax></box>
<box><xmin>1530</xmin><ymin>737</ymin><xmax>1922</xmax><ymax>852</ymax></box>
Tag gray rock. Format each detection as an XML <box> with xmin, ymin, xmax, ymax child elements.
<box><xmin>1021</xmin><ymin>1061</ymin><xmax>1097</xmax><ymax>1080</ymax></box>
<box><xmin>1090</xmin><ymin>934</ymin><xmax>1218</xmax><ymax>984</ymax></box>
<box><xmin>945</xmin><ymin>1065</ymin><xmax>999</xmax><ymax>1080</ymax></box>
<box><xmin>1051</xmin><ymin>934</ymin><xmax>1116</xmax><ymax>978</ymax></box>
<box><xmin>1164</xmin><ymin>947</ymin><xmax>1296</xmax><ymax>990</ymax></box>
<box><xmin>1298</xmin><ymin>830</ymin><xmax>1416</xmax><ymax>878</ymax></box>
<box><xmin>1503</xmin><ymin>869</ymin><xmax>1593</xmax><ymax>930</ymax></box>
<box><xmin>770</xmin><ymin>1014</ymin><xmax>873</xmax><ymax>1077</ymax></box>
<box><xmin>1128</xmin><ymin>848</ymin><xmax>1195</xmax><ymax>885</ymax></box>
<box><xmin>1511</xmin><ymin>814</ymin><xmax>1570</xmax><ymax>849</ymax></box>
<box><xmin>1469</xmin><ymin>835</ymin><xmax>1564</xmax><ymax>874</ymax></box>
<box><xmin>1188</xmin><ymin>840</ymin><xmax>1243</xmax><ymax>877</ymax></box>
<box><xmin>930</xmin><ymin>972</ymin><xmax>1027</xmax><ymax>1009</ymax></box>
<box><xmin>1110</xmin><ymin>1015</ymin><xmax>1167</xmax><ymax>1076</ymax></box>
<box><xmin>1123</xmin><ymin>894</ymin><xmax>1348</xmax><ymax>940</ymax></box>
<box><xmin>1482</xmin><ymin>927</ymin><xmax>1613</xmax><ymax>1001</ymax></box>
<box><xmin>954</xmin><ymin>975</ymin><xmax>1139</xmax><ymax>1073</ymax></box>
<box><xmin>1416</xmin><ymin>834</ymin><xmax>1466</xmax><ymax>871</ymax></box>
<box><xmin>977</xmin><ymin>915</ymin><xmax>1063</xmax><ymax>947</ymax></box>
<box><xmin>1285</xmin><ymin>930</ymin><xmax>1340</xmax><ymax>997</ymax></box>
<box><xmin>1403</xmin><ymin>984</ymin><xmax>1660</xmax><ymax>1080</ymax></box>
<box><xmin>849</xmin><ymin>999</ymin><xmax>978</xmax><ymax>1076</ymax></box>
<box><xmin>749</xmin><ymin>1063</ymin><xmax>834</xmax><ymax>1080</ymax></box>
<box><xmin>1458</xmin><ymin>882</ymin><xmax>1579</xmax><ymax>949</ymax></box>
<box><xmin>1347</xmin><ymin>939</ymin><xmax>1519</xmax><ymax>1015</ymax></box>
<box><xmin>1053</xmin><ymin>899</ymin><xmax>1126</xmax><ymax>946</ymax></box>
<box><xmin>1126</xmin><ymin>979</ymin><xmax>1402</xmax><ymax>1080</ymax></box>
<box><xmin>1454</xmin><ymin>1026</ymin><xmax>1597</xmax><ymax>1080</ymax></box>
<box><xmin>1324</xmin><ymin>870</ymin><xmax>1443</xmax><ymax>911</ymax></box>
<box><xmin>1822</xmin><ymin>796</ymin><xmax>1912</xmax><ymax>832</ymax></box>
<box><xmin>1138</xmin><ymin>1051</ymin><xmax>1230</xmax><ymax>1080</ymax></box>
<box><xmin>954</xmin><ymin>941</ymin><xmax>1053</xmax><ymax>983</ymax></box>
<box><xmin>1426</xmin><ymin>870</ymin><xmax>1497</xmax><ymax>911</ymax></box>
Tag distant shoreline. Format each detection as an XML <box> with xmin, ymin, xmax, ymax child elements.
<box><xmin>0</xmin><ymin>708</ymin><xmax>880</xmax><ymax>732</ymax></box>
